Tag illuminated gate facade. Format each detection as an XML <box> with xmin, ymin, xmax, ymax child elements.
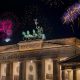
<box><xmin>0</xmin><ymin>37</ymin><xmax>79</xmax><ymax>80</ymax></box>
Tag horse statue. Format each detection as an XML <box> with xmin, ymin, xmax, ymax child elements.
<box><xmin>22</xmin><ymin>30</ymin><xmax>33</xmax><ymax>40</ymax></box>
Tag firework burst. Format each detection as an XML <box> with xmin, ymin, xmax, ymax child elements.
<box><xmin>0</xmin><ymin>12</ymin><xmax>20</xmax><ymax>41</ymax></box>
<box><xmin>62</xmin><ymin>3</ymin><xmax>80</xmax><ymax>24</ymax></box>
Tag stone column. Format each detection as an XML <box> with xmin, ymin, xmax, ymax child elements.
<box><xmin>73</xmin><ymin>68</ymin><xmax>77</xmax><ymax>80</ymax></box>
<box><xmin>53</xmin><ymin>60</ymin><xmax>60</xmax><ymax>80</ymax></box>
<box><xmin>67</xmin><ymin>70</ymin><xmax>71</xmax><ymax>80</ymax></box>
<box><xmin>19</xmin><ymin>61</ymin><xmax>26</xmax><ymax>80</ymax></box>
<box><xmin>6</xmin><ymin>62</ymin><xmax>13</xmax><ymax>80</ymax></box>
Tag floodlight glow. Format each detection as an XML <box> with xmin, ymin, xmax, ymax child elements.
<box><xmin>4</xmin><ymin>38</ymin><xmax>11</xmax><ymax>42</ymax></box>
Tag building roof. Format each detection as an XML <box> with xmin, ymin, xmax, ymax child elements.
<box><xmin>60</xmin><ymin>54</ymin><xmax>80</xmax><ymax>65</ymax></box>
<box><xmin>0</xmin><ymin>37</ymin><xmax>80</xmax><ymax>62</ymax></box>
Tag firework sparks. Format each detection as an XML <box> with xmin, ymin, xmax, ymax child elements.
<box><xmin>62</xmin><ymin>3</ymin><xmax>80</xmax><ymax>24</ymax></box>
<box><xmin>0</xmin><ymin>12</ymin><xmax>20</xmax><ymax>41</ymax></box>
<box><xmin>41</xmin><ymin>0</ymin><xmax>64</xmax><ymax>8</ymax></box>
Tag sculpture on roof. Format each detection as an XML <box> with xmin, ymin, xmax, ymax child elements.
<box><xmin>32</xmin><ymin>29</ymin><xmax>37</xmax><ymax>39</ymax></box>
<box><xmin>22</xmin><ymin>18</ymin><xmax>46</xmax><ymax>41</ymax></box>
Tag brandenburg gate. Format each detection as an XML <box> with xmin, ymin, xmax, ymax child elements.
<box><xmin>0</xmin><ymin>37</ymin><xmax>80</xmax><ymax>80</ymax></box>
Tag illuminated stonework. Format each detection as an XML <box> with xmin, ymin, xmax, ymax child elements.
<box><xmin>0</xmin><ymin>37</ymin><xmax>79</xmax><ymax>80</ymax></box>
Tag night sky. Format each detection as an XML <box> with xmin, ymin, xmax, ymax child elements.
<box><xmin>0</xmin><ymin>0</ymin><xmax>80</xmax><ymax>45</ymax></box>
